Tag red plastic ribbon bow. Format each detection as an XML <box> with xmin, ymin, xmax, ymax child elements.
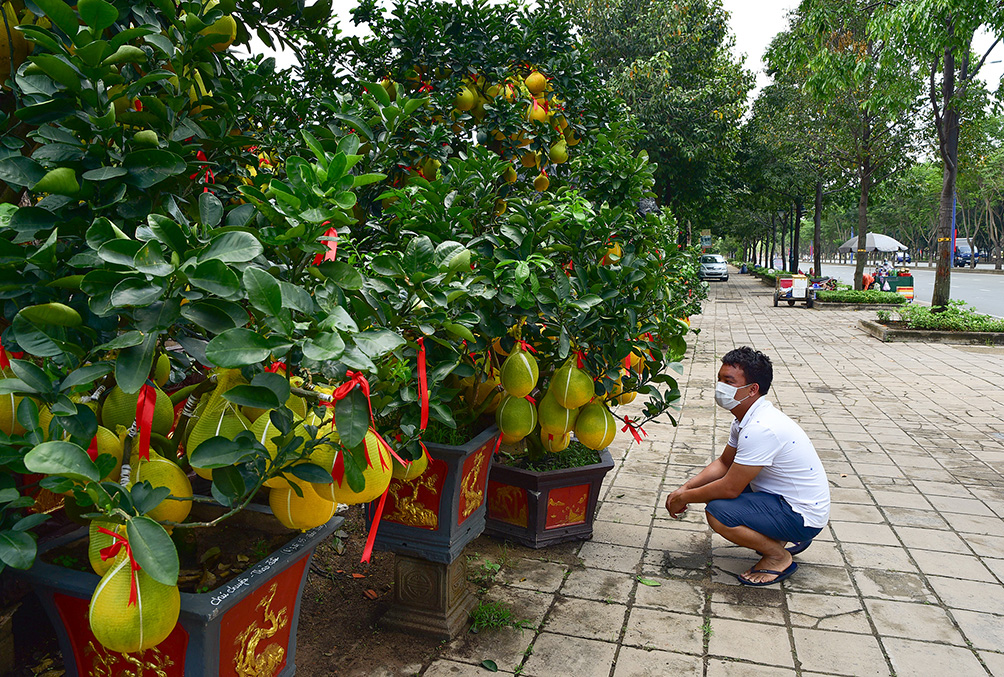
<box><xmin>135</xmin><ymin>382</ymin><xmax>157</xmax><ymax>462</ymax></box>
<box><xmin>574</xmin><ymin>350</ymin><xmax>586</xmax><ymax>369</ymax></box>
<box><xmin>621</xmin><ymin>416</ymin><xmax>648</xmax><ymax>445</ymax></box>
<box><xmin>188</xmin><ymin>150</ymin><xmax>215</xmax><ymax>193</ymax></box>
<box><xmin>416</xmin><ymin>338</ymin><xmax>429</xmax><ymax>431</ymax></box>
<box><xmin>86</xmin><ymin>435</ymin><xmax>99</xmax><ymax>462</ymax></box>
<box><xmin>312</xmin><ymin>222</ymin><xmax>339</xmax><ymax>266</ymax></box>
<box><xmin>0</xmin><ymin>337</ymin><xmax>23</xmax><ymax>371</ymax></box>
<box><xmin>517</xmin><ymin>340</ymin><xmax>536</xmax><ymax>354</ymax></box>
<box><xmin>265</xmin><ymin>361</ymin><xmax>286</xmax><ymax>374</ymax></box>
<box><xmin>97</xmin><ymin>527</ymin><xmax>141</xmax><ymax>606</ymax></box>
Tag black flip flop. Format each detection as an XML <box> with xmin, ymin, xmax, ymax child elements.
<box><xmin>737</xmin><ymin>561</ymin><xmax>798</xmax><ymax>587</ymax></box>
<box><xmin>787</xmin><ymin>540</ymin><xmax>812</xmax><ymax>555</ymax></box>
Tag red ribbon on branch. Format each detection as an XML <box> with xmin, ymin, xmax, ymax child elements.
<box><xmin>312</xmin><ymin>222</ymin><xmax>338</xmax><ymax>266</ymax></box>
<box><xmin>517</xmin><ymin>340</ymin><xmax>536</xmax><ymax>354</ymax></box>
<box><xmin>621</xmin><ymin>416</ymin><xmax>648</xmax><ymax>445</ymax></box>
<box><xmin>188</xmin><ymin>150</ymin><xmax>215</xmax><ymax>193</ymax></box>
<box><xmin>86</xmin><ymin>435</ymin><xmax>99</xmax><ymax>462</ymax></box>
<box><xmin>361</xmin><ymin>490</ymin><xmax>388</xmax><ymax>564</ymax></box>
<box><xmin>135</xmin><ymin>382</ymin><xmax>157</xmax><ymax>462</ymax></box>
<box><xmin>265</xmin><ymin>361</ymin><xmax>286</xmax><ymax>374</ymax></box>
<box><xmin>98</xmin><ymin>527</ymin><xmax>141</xmax><ymax>606</ymax></box>
<box><xmin>0</xmin><ymin>337</ymin><xmax>23</xmax><ymax>371</ymax></box>
<box><xmin>416</xmin><ymin>338</ymin><xmax>428</xmax><ymax>431</ymax></box>
<box><xmin>574</xmin><ymin>350</ymin><xmax>586</xmax><ymax>369</ymax></box>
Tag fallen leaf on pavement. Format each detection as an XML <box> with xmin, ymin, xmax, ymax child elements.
<box><xmin>364</xmin><ymin>589</ymin><xmax>378</xmax><ymax>600</ymax></box>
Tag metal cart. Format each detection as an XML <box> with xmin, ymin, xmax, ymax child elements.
<box><xmin>773</xmin><ymin>274</ymin><xmax>815</xmax><ymax>308</ymax></box>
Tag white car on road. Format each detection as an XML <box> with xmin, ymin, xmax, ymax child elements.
<box><xmin>699</xmin><ymin>254</ymin><xmax>729</xmax><ymax>281</ymax></box>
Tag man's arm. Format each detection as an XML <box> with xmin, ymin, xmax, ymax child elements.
<box><xmin>667</xmin><ymin>457</ymin><xmax>761</xmax><ymax>518</ymax></box>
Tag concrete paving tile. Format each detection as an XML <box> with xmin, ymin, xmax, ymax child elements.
<box><xmin>486</xmin><ymin>585</ymin><xmax>558</xmax><ymax>628</ymax></box>
<box><xmin>900</xmin><ymin>466</ymin><xmax>958</xmax><ymax>483</ymax></box>
<box><xmin>707</xmin><ymin>617</ymin><xmax>794</xmax><ymax>667</ymax></box>
<box><xmin>851</xmin><ymin>568</ymin><xmax>935</xmax><ymax>602</ymax></box>
<box><xmin>521</xmin><ymin>632</ymin><xmax>616</xmax><ymax>677</ymax></box>
<box><xmin>966</xmin><ymin>533</ymin><xmax>1004</xmax><ymax>559</ymax></box>
<box><xmin>786</xmin><ymin>592</ymin><xmax>870</xmax><ymax>633</ymax></box>
<box><xmin>633</xmin><ymin>576</ymin><xmax>704</xmax><ymax>614</ymax></box>
<box><xmin>870</xmin><ymin>489</ymin><xmax>932</xmax><ymax>510</ymax></box>
<box><xmin>910</xmin><ymin>549</ymin><xmax>997</xmax><ymax>582</ymax></box>
<box><xmin>851</xmin><ymin>463</ymin><xmax>904</xmax><ymax>478</ymax></box>
<box><xmin>926</xmin><ymin>494</ymin><xmax>998</xmax><ymax>517</ymax></box>
<box><xmin>864</xmin><ymin>598</ymin><xmax>966</xmax><ymax>644</ymax></box>
<box><xmin>607</xmin><ymin>473</ymin><xmax>661</xmax><ymax>490</ymax></box>
<box><xmin>641</xmin><ymin>549</ymin><xmax>711</xmax><ymax>582</ymax></box>
<box><xmin>595</xmin><ymin>502</ymin><xmax>655</xmax><ymax>525</ymax></box>
<box><xmin>882</xmin><ymin>506</ymin><xmax>949</xmax><ymax>529</ymax></box>
<box><xmin>942</xmin><ymin>512</ymin><xmax>1004</xmax><ymax>537</ymax></box>
<box><xmin>830</xmin><ymin>503</ymin><xmax>885</xmax><ymax>523</ymax></box>
<box><xmin>952</xmin><ymin>609</ymin><xmax>1004</xmax><ymax>652</ymax></box>
<box><xmin>602</xmin><ymin>487</ymin><xmax>661</xmax><ymax>507</ymax></box>
<box><xmin>928</xmin><ymin>575</ymin><xmax>1004</xmax><ymax>614</ymax></box>
<box><xmin>982</xmin><ymin>557</ymin><xmax>1004</xmax><ymax>582</ymax></box>
<box><xmin>497</xmin><ymin>559</ymin><xmax>569</xmax><ymax>593</ymax></box>
<box><xmin>783</xmin><ymin>564</ymin><xmax>857</xmax><ymax>596</ymax></box>
<box><xmin>829</xmin><ymin>487</ymin><xmax>874</xmax><ymax>504</ymax></box>
<box><xmin>882</xmin><ymin>637</ymin><xmax>985</xmax><ymax>676</ymax></box>
<box><xmin>646</xmin><ymin>526</ymin><xmax>710</xmax><ymax>553</ymax></box>
<box><xmin>842</xmin><ymin>543</ymin><xmax>917</xmax><ymax>572</ymax></box>
<box><xmin>441</xmin><ymin>624</ymin><xmax>534</xmax><ymax>672</ymax></box>
<box><xmin>544</xmin><ymin>596</ymin><xmax>627</xmax><ymax>642</ymax></box>
<box><xmin>561</xmin><ymin>568</ymin><xmax>635</xmax><ymax>603</ymax></box>
<box><xmin>578</xmin><ymin>542</ymin><xmax>644</xmax><ymax>573</ymax></box>
<box><xmin>590</xmin><ymin>521</ymin><xmax>651</xmax><ymax>548</ymax></box>
<box><xmin>894</xmin><ymin>525</ymin><xmax>969</xmax><ymax>552</ymax></box>
<box><xmin>789</xmin><ymin>539</ymin><xmax>845</xmax><ymax>567</ymax></box>
<box><xmin>612</xmin><ymin>646</ymin><xmax>702</xmax><ymax>677</ymax></box>
<box><xmin>791</xmin><ymin>628</ymin><xmax>888</xmax><ymax>676</ymax></box>
<box><xmin>979</xmin><ymin>651</ymin><xmax>1004</xmax><ymax>677</ymax></box>
<box><xmin>622</xmin><ymin>607</ymin><xmax>704</xmax><ymax>655</ymax></box>
<box><xmin>425</xmin><ymin>660</ymin><xmax>515</xmax><ymax>676</ymax></box>
<box><xmin>710</xmin><ymin>599</ymin><xmax>785</xmax><ymax>625</ymax></box>
<box><xmin>830</xmin><ymin>520</ymin><xmax>900</xmax><ymax>546</ymax></box>
<box><xmin>912</xmin><ymin>480</ymin><xmax>975</xmax><ymax>498</ymax></box>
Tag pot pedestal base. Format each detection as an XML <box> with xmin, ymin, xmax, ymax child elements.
<box><xmin>378</xmin><ymin>554</ymin><xmax>475</xmax><ymax>640</ymax></box>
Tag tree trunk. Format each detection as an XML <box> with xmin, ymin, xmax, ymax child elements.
<box><xmin>931</xmin><ymin>38</ymin><xmax>962</xmax><ymax>309</ymax></box>
<box><xmin>770</xmin><ymin>213</ymin><xmax>777</xmax><ymax>267</ymax></box>
<box><xmin>792</xmin><ymin>199</ymin><xmax>803</xmax><ymax>273</ymax></box>
<box><xmin>813</xmin><ymin>182</ymin><xmax>822</xmax><ymax>276</ymax></box>
<box><xmin>854</xmin><ymin>169</ymin><xmax>871</xmax><ymax>290</ymax></box>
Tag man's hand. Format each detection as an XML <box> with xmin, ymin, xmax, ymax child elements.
<box><xmin>666</xmin><ymin>488</ymin><xmax>688</xmax><ymax>519</ymax></box>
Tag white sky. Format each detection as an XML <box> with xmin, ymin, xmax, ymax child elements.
<box><xmin>245</xmin><ymin>0</ymin><xmax>1004</xmax><ymax>104</ymax></box>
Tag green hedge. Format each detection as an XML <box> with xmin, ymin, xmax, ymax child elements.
<box><xmin>816</xmin><ymin>290</ymin><xmax>906</xmax><ymax>304</ymax></box>
<box><xmin>893</xmin><ymin>300</ymin><xmax>1004</xmax><ymax>332</ymax></box>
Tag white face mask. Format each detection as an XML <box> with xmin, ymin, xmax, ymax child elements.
<box><xmin>715</xmin><ymin>381</ymin><xmax>753</xmax><ymax>410</ymax></box>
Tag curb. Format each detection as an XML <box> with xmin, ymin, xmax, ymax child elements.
<box><xmin>857</xmin><ymin>319</ymin><xmax>1004</xmax><ymax>344</ymax></box>
<box><xmin>813</xmin><ymin>302</ymin><xmax>904</xmax><ymax>311</ymax></box>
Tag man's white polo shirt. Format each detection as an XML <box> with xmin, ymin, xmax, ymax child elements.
<box><xmin>728</xmin><ymin>397</ymin><xmax>830</xmax><ymax>528</ymax></box>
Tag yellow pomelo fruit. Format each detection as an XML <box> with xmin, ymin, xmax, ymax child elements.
<box><xmin>628</xmin><ymin>348</ymin><xmax>646</xmax><ymax>373</ymax></box>
<box><xmin>0</xmin><ymin>390</ymin><xmax>25</xmax><ymax>436</ymax></box>
<box><xmin>131</xmin><ymin>452</ymin><xmax>193</xmax><ymax>524</ymax></box>
<box><xmin>312</xmin><ymin>429</ymin><xmax>392</xmax><ymax>505</ymax></box>
<box><xmin>271</xmin><ymin>436</ymin><xmax>337</xmax><ymax>492</ymax></box>
<box><xmin>37</xmin><ymin>404</ymin><xmax>53</xmax><ymax>440</ymax></box>
<box><xmin>455</xmin><ymin>86</ymin><xmax>476</xmax><ymax>111</ymax></box>
<box><xmin>575</xmin><ymin>403</ymin><xmax>617</xmax><ymax>451</ymax></box>
<box><xmin>380</xmin><ymin>77</ymin><xmax>397</xmax><ymax>101</ymax></box>
<box><xmin>601</xmin><ymin>242</ymin><xmax>622</xmax><ymax>265</ymax></box>
<box><xmin>520</xmin><ymin>151</ymin><xmax>540</xmax><ymax>168</ymax></box>
<box><xmin>549</xmin><ymin>139</ymin><xmax>568</xmax><ymax>164</ymax></box>
<box><xmin>541</xmin><ymin>431</ymin><xmax>571</xmax><ymax>453</ymax></box>
<box><xmin>499</xmin><ymin>346</ymin><xmax>538</xmax><ymax>398</ymax></box>
<box><xmin>617</xmin><ymin>390</ymin><xmax>637</xmax><ymax>405</ymax></box>
<box><xmin>502</xmin><ymin>164</ymin><xmax>518</xmax><ymax>183</ymax></box>
<box><xmin>537</xmin><ymin>391</ymin><xmax>579</xmax><ymax>436</ymax></box>
<box><xmin>533</xmin><ymin>172</ymin><xmax>549</xmax><ymax>192</ymax></box>
<box><xmin>564</xmin><ymin>126</ymin><xmax>580</xmax><ymax>146</ymax></box>
<box><xmin>527</xmin><ymin>99</ymin><xmax>548</xmax><ymax>123</ymax></box>
<box><xmin>154</xmin><ymin>354</ymin><xmax>171</xmax><ymax>387</ymax></box>
<box><xmin>249</xmin><ymin>413</ymin><xmax>297</xmax><ymax>489</ymax></box>
<box><xmin>88</xmin><ymin>522</ymin><xmax>126</xmax><ymax>577</ymax></box>
<box><xmin>186</xmin><ymin>404</ymin><xmax>252</xmax><ymax>480</ymax></box>
<box><xmin>550</xmin><ymin>361</ymin><xmax>594</xmax><ymax>410</ymax></box>
<box><xmin>495</xmin><ymin>394</ymin><xmax>537</xmax><ymax>445</ymax></box>
<box><xmin>99</xmin><ymin>386</ymin><xmax>174</xmax><ymax>436</ymax></box>
<box><xmin>466</xmin><ymin>374</ymin><xmax>502</xmax><ymax>414</ymax></box>
<box><xmin>392</xmin><ymin>448</ymin><xmax>428</xmax><ymax>481</ymax></box>
<box><xmin>94</xmin><ymin>425</ymin><xmax>124</xmax><ymax>482</ymax></box>
<box><xmin>524</xmin><ymin>70</ymin><xmax>547</xmax><ymax>95</ymax></box>
<box><xmin>89</xmin><ymin>557</ymin><xmax>180</xmax><ymax>654</ymax></box>
<box><xmin>201</xmin><ymin>12</ymin><xmax>237</xmax><ymax>52</ymax></box>
<box><xmin>269</xmin><ymin>486</ymin><xmax>336</xmax><ymax>532</ymax></box>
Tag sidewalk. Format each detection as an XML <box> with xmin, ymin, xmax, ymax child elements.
<box><xmin>417</xmin><ymin>269</ymin><xmax>1004</xmax><ymax>677</ymax></box>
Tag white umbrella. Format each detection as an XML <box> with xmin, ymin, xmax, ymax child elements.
<box><xmin>836</xmin><ymin>233</ymin><xmax>908</xmax><ymax>253</ymax></box>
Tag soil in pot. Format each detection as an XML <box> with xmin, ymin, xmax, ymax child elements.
<box><xmin>497</xmin><ymin>440</ymin><xmax>601</xmax><ymax>472</ymax></box>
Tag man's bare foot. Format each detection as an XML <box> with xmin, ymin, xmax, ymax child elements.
<box><xmin>739</xmin><ymin>552</ymin><xmax>793</xmax><ymax>585</ymax></box>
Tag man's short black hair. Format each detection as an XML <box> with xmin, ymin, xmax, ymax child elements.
<box><xmin>722</xmin><ymin>347</ymin><xmax>772</xmax><ymax>395</ymax></box>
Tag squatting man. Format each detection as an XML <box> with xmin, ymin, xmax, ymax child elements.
<box><xmin>666</xmin><ymin>347</ymin><xmax>830</xmax><ymax>586</ymax></box>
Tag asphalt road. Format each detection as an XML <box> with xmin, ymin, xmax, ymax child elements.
<box><xmin>800</xmin><ymin>262</ymin><xmax>1004</xmax><ymax>316</ymax></box>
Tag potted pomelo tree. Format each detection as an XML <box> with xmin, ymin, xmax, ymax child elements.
<box><xmin>0</xmin><ymin>0</ymin><xmax>480</xmax><ymax>671</ymax></box>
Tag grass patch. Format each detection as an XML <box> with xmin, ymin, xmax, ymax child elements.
<box><xmin>817</xmin><ymin>290</ymin><xmax>906</xmax><ymax>304</ymax></box>
<box><xmin>890</xmin><ymin>300</ymin><xmax>1004</xmax><ymax>332</ymax></box>
<box><xmin>469</xmin><ymin>601</ymin><xmax>533</xmax><ymax>632</ymax></box>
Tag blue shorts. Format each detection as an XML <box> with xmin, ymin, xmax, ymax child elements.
<box><xmin>706</xmin><ymin>488</ymin><xmax>822</xmax><ymax>543</ymax></box>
